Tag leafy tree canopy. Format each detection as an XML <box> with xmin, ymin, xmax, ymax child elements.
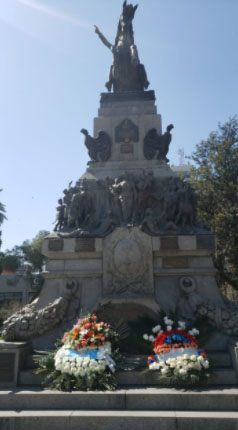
<box><xmin>0</xmin><ymin>230</ymin><xmax>50</xmax><ymax>273</ymax></box>
<box><xmin>189</xmin><ymin>117</ymin><xmax>238</xmax><ymax>290</ymax></box>
<box><xmin>0</xmin><ymin>253</ymin><xmax>20</xmax><ymax>273</ymax></box>
<box><xmin>21</xmin><ymin>230</ymin><xmax>50</xmax><ymax>271</ymax></box>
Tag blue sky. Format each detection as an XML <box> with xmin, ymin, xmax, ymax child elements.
<box><xmin>0</xmin><ymin>0</ymin><xmax>238</xmax><ymax>251</ymax></box>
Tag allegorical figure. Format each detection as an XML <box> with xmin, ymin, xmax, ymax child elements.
<box><xmin>94</xmin><ymin>1</ymin><xmax>149</xmax><ymax>92</ymax></box>
<box><xmin>53</xmin><ymin>199</ymin><xmax>65</xmax><ymax>231</ymax></box>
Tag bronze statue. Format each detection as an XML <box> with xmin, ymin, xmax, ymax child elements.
<box><xmin>94</xmin><ymin>1</ymin><xmax>149</xmax><ymax>92</ymax></box>
<box><xmin>81</xmin><ymin>128</ymin><xmax>112</xmax><ymax>162</ymax></box>
<box><xmin>53</xmin><ymin>199</ymin><xmax>65</xmax><ymax>231</ymax></box>
<box><xmin>143</xmin><ymin>125</ymin><xmax>174</xmax><ymax>162</ymax></box>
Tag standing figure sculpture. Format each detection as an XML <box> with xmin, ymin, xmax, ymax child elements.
<box><xmin>53</xmin><ymin>199</ymin><xmax>65</xmax><ymax>231</ymax></box>
<box><xmin>94</xmin><ymin>1</ymin><xmax>149</xmax><ymax>92</ymax></box>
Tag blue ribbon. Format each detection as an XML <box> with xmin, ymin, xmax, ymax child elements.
<box><xmin>66</xmin><ymin>349</ymin><xmax>99</xmax><ymax>359</ymax></box>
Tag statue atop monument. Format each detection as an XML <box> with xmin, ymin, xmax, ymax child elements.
<box><xmin>94</xmin><ymin>1</ymin><xmax>150</xmax><ymax>92</ymax></box>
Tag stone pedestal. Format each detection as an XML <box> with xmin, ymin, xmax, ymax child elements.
<box><xmin>82</xmin><ymin>91</ymin><xmax>174</xmax><ymax>180</ymax></box>
<box><xmin>19</xmin><ymin>229</ymin><xmax>224</xmax><ymax>350</ymax></box>
<box><xmin>0</xmin><ymin>341</ymin><xmax>29</xmax><ymax>387</ymax></box>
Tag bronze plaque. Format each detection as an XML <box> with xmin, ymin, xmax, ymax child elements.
<box><xmin>160</xmin><ymin>237</ymin><xmax>178</xmax><ymax>250</ymax></box>
<box><xmin>48</xmin><ymin>239</ymin><xmax>64</xmax><ymax>252</ymax></box>
<box><xmin>115</xmin><ymin>119</ymin><xmax>139</xmax><ymax>143</ymax></box>
<box><xmin>75</xmin><ymin>238</ymin><xmax>95</xmax><ymax>252</ymax></box>
<box><xmin>0</xmin><ymin>353</ymin><xmax>15</xmax><ymax>382</ymax></box>
<box><xmin>120</xmin><ymin>143</ymin><xmax>134</xmax><ymax>154</ymax></box>
<box><xmin>163</xmin><ymin>257</ymin><xmax>188</xmax><ymax>268</ymax></box>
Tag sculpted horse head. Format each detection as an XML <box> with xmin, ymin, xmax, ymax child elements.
<box><xmin>115</xmin><ymin>1</ymin><xmax>138</xmax><ymax>46</ymax></box>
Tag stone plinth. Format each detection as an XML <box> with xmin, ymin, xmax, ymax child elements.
<box><xmin>23</xmin><ymin>228</ymin><xmax>222</xmax><ymax>350</ymax></box>
<box><xmin>81</xmin><ymin>91</ymin><xmax>172</xmax><ymax>180</ymax></box>
<box><xmin>0</xmin><ymin>341</ymin><xmax>29</xmax><ymax>387</ymax></box>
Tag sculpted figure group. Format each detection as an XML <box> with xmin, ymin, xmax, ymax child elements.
<box><xmin>54</xmin><ymin>172</ymin><xmax>199</xmax><ymax>237</ymax></box>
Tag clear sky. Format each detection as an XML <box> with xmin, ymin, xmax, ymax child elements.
<box><xmin>0</xmin><ymin>0</ymin><xmax>238</xmax><ymax>251</ymax></box>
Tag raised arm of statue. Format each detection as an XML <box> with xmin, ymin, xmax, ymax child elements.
<box><xmin>94</xmin><ymin>25</ymin><xmax>112</xmax><ymax>50</ymax></box>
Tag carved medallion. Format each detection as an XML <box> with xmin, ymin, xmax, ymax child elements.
<box><xmin>115</xmin><ymin>119</ymin><xmax>139</xmax><ymax>143</ymax></box>
<box><xmin>103</xmin><ymin>227</ymin><xmax>154</xmax><ymax>297</ymax></box>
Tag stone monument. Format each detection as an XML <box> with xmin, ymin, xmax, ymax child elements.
<box><xmin>2</xmin><ymin>2</ymin><xmax>238</xmax><ymax>360</ymax></box>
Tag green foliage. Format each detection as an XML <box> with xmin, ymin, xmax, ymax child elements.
<box><xmin>189</xmin><ymin>117</ymin><xmax>238</xmax><ymax>290</ymax></box>
<box><xmin>21</xmin><ymin>230</ymin><xmax>50</xmax><ymax>271</ymax></box>
<box><xmin>35</xmin><ymin>340</ymin><xmax>118</xmax><ymax>392</ymax></box>
<box><xmin>1</xmin><ymin>230</ymin><xmax>50</xmax><ymax>273</ymax></box>
<box><xmin>146</xmin><ymin>367</ymin><xmax>211</xmax><ymax>387</ymax></box>
<box><xmin>44</xmin><ymin>365</ymin><xmax>117</xmax><ymax>392</ymax></box>
<box><xmin>0</xmin><ymin>253</ymin><xmax>20</xmax><ymax>273</ymax></box>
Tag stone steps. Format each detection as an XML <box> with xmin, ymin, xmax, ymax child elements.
<box><xmin>116</xmin><ymin>368</ymin><xmax>237</xmax><ymax>386</ymax></box>
<box><xmin>19</xmin><ymin>366</ymin><xmax>237</xmax><ymax>387</ymax></box>
<box><xmin>0</xmin><ymin>409</ymin><xmax>238</xmax><ymax>430</ymax></box>
<box><xmin>20</xmin><ymin>349</ymin><xmax>237</xmax><ymax>387</ymax></box>
<box><xmin>1</xmin><ymin>387</ymin><xmax>238</xmax><ymax>429</ymax></box>
<box><xmin>1</xmin><ymin>387</ymin><xmax>238</xmax><ymax>411</ymax></box>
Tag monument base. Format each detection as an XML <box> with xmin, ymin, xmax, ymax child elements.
<box><xmin>0</xmin><ymin>341</ymin><xmax>29</xmax><ymax>387</ymax></box>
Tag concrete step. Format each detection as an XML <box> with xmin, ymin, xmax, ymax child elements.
<box><xmin>19</xmin><ymin>366</ymin><xmax>237</xmax><ymax>387</ymax></box>
<box><xmin>1</xmin><ymin>387</ymin><xmax>238</xmax><ymax>412</ymax></box>
<box><xmin>1</xmin><ymin>410</ymin><xmax>238</xmax><ymax>430</ymax></box>
<box><xmin>116</xmin><ymin>368</ymin><xmax>237</xmax><ymax>386</ymax></box>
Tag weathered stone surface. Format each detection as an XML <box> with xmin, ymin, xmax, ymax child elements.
<box><xmin>160</xmin><ymin>237</ymin><xmax>179</xmax><ymax>250</ymax></box>
<box><xmin>197</xmin><ymin>235</ymin><xmax>216</xmax><ymax>250</ymax></box>
<box><xmin>188</xmin><ymin>257</ymin><xmax>213</xmax><ymax>268</ymax></box>
<box><xmin>48</xmin><ymin>239</ymin><xmax>63</xmax><ymax>252</ymax></box>
<box><xmin>178</xmin><ymin>235</ymin><xmax>197</xmax><ymax>250</ymax></box>
<box><xmin>115</xmin><ymin>119</ymin><xmax>139</xmax><ymax>143</ymax></box>
<box><xmin>100</xmin><ymin>91</ymin><xmax>156</xmax><ymax>104</ymax></box>
<box><xmin>120</xmin><ymin>143</ymin><xmax>134</xmax><ymax>153</ymax></box>
<box><xmin>0</xmin><ymin>341</ymin><xmax>29</xmax><ymax>387</ymax></box>
<box><xmin>0</xmin><ymin>353</ymin><xmax>14</xmax><ymax>382</ymax></box>
<box><xmin>64</xmin><ymin>259</ymin><xmax>102</xmax><ymax>272</ymax></box>
<box><xmin>163</xmin><ymin>257</ymin><xmax>189</xmax><ymax>268</ymax></box>
<box><xmin>75</xmin><ymin>238</ymin><xmax>95</xmax><ymax>252</ymax></box>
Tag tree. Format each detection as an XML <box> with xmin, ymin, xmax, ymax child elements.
<box><xmin>0</xmin><ymin>253</ymin><xmax>20</xmax><ymax>273</ymax></box>
<box><xmin>20</xmin><ymin>230</ymin><xmax>50</xmax><ymax>271</ymax></box>
<box><xmin>189</xmin><ymin>117</ymin><xmax>238</xmax><ymax>290</ymax></box>
<box><xmin>0</xmin><ymin>189</ymin><xmax>7</xmax><ymax>249</ymax></box>
<box><xmin>0</xmin><ymin>230</ymin><xmax>50</xmax><ymax>274</ymax></box>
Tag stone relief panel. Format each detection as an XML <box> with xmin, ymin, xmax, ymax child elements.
<box><xmin>54</xmin><ymin>171</ymin><xmax>204</xmax><ymax>237</ymax></box>
<box><xmin>115</xmin><ymin>119</ymin><xmax>139</xmax><ymax>143</ymax></box>
<box><xmin>103</xmin><ymin>227</ymin><xmax>154</xmax><ymax>297</ymax></box>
